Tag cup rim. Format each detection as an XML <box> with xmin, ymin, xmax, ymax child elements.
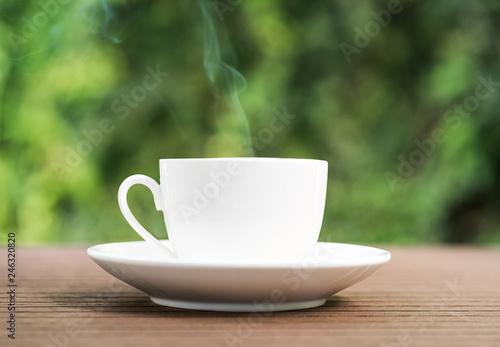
<box><xmin>159</xmin><ymin>157</ymin><xmax>327</xmax><ymax>164</ymax></box>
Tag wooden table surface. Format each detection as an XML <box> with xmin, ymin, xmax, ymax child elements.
<box><xmin>2</xmin><ymin>246</ymin><xmax>500</xmax><ymax>347</ymax></box>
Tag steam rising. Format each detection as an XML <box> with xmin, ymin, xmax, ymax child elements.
<box><xmin>78</xmin><ymin>1</ymin><xmax>145</xmax><ymax>44</ymax></box>
<box><xmin>77</xmin><ymin>0</ymin><xmax>254</xmax><ymax>154</ymax></box>
<box><xmin>197</xmin><ymin>0</ymin><xmax>254</xmax><ymax>156</ymax></box>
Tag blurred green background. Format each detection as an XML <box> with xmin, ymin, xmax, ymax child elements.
<box><xmin>1</xmin><ymin>0</ymin><xmax>500</xmax><ymax>245</ymax></box>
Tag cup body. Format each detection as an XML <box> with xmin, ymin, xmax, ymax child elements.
<box><xmin>158</xmin><ymin>158</ymin><xmax>328</xmax><ymax>261</ymax></box>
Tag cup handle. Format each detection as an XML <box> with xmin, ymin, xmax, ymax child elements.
<box><xmin>118</xmin><ymin>174</ymin><xmax>175</xmax><ymax>257</ymax></box>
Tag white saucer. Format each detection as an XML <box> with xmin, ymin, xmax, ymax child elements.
<box><xmin>87</xmin><ymin>241</ymin><xmax>390</xmax><ymax>312</ymax></box>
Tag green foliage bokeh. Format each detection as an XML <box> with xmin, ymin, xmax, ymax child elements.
<box><xmin>1</xmin><ymin>0</ymin><xmax>500</xmax><ymax>245</ymax></box>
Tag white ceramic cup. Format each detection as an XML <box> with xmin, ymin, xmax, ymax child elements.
<box><xmin>118</xmin><ymin>158</ymin><xmax>328</xmax><ymax>261</ymax></box>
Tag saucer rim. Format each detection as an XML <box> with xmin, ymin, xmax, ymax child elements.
<box><xmin>87</xmin><ymin>241</ymin><xmax>391</xmax><ymax>269</ymax></box>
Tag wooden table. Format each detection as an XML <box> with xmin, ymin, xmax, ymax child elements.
<box><xmin>2</xmin><ymin>246</ymin><xmax>500</xmax><ymax>347</ymax></box>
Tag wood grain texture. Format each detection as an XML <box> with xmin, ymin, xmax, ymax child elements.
<box><xmin>1</xmin><ymin>246</ymin><xmax>499</xmax><ymax>347</ymax></box>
